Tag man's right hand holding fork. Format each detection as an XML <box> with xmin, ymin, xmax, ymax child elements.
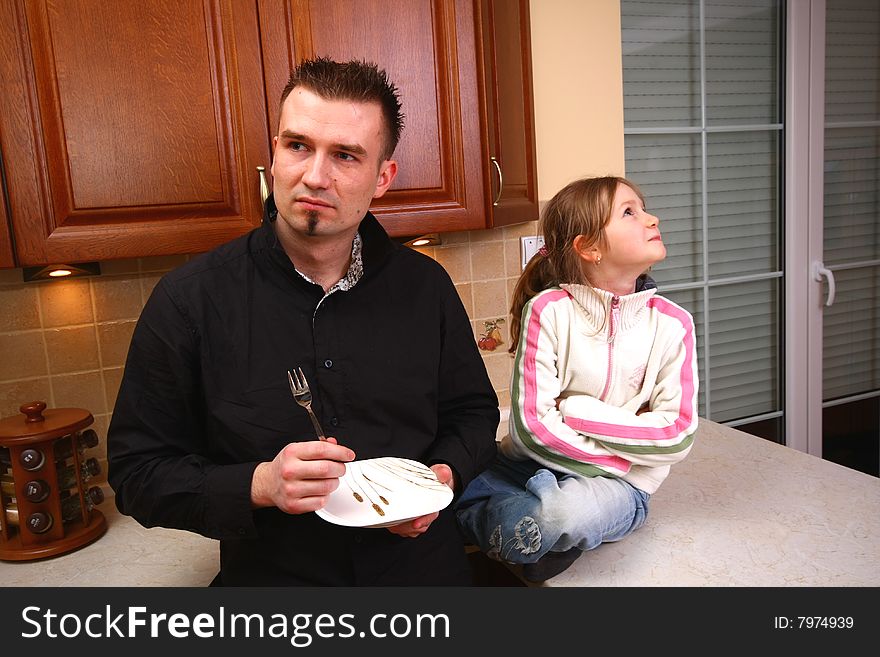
<box><xmin>250</xmin><ymin>438</ymin><xmax>355</xmax><ymax>514</ymax></box>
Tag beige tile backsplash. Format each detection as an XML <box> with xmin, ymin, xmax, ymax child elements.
<box><xmin>39</xmin><ymin>279</ymin><xmax>93</xmax><ymax>327</ymax></box>
<box><xmin>0</xmin><ymin>221</ymin><xmax>538</xmax><ymax>481</ymax></box>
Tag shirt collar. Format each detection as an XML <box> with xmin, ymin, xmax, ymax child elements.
<box><xmin>560</xmin><ymin>283</ymin><xmax>657</xmax><ymax>336</ymax></box>
<box><xmin>293</xmin><ymin>232</ymin><xmax>364</xmax><ymax>294</ymax></box>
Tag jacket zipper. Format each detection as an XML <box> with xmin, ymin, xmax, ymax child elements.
<box><xmin>599</xmin><ymin>295</ymin><xmax>620</xmax><ymax>401</ymax></box>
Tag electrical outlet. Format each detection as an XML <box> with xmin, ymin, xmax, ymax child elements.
<box><xmin>521</xmin><ymin>235</ymin><xmax>545</xmax><ymax>270</ymax></box>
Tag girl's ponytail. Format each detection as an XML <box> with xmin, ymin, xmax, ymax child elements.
<box><xmin>508</xmin><ymin>251</ymin><xmax>556</xmax><ymax>353</ymax></box>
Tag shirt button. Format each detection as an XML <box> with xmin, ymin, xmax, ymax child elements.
<box><xmin>238</xmin><ymin>528</ymin><xmax>246</xmax><ymax>536</ymax></box>
<box><xmin>324</xmin><ymin>359</ymin><xmax>333</xmax><ymax>369</ymax></box>
<box><xmin>354</xmin><ymin>533</ymin><xmax>362</xmax><ymax>543</ymax></box>
<box><xmin>330</xmin><ymin>417</ymin><xmax>339</xmax><ymax>427</ymax></box>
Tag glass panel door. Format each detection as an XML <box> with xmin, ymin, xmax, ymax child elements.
<box><xmin>820</xmin><ymin>0</ymin><xmax>880</xmax><ymax>476</ymax></box>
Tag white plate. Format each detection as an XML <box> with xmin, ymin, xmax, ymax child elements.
<box><xmin>315</xmin><ymin>457</ymin><xmax>453</xmax><ymax>528</ymax></box>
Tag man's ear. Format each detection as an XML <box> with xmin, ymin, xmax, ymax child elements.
<box><xmin>270</xmin><ymin>135</ymin><xmax>279</xmax><ymax>178</ymax></box>
<box><xmin>373</xmin><ymin>159</ymin><xmax>398</xmax><ymax>199</ymax></box>
<box><xmin>572</xmin><ymin>234</ymin><xmax>601</xmax><ymax>264</ymax></box>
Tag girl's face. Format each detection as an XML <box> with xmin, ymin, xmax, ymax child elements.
<box><xmin>599</xmin><ymin>182</ymin><xmax>666</xmax><ymax>273</ymax></box>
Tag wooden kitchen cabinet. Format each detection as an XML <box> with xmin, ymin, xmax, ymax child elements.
<box><xmin>259</xmin><ymin>0</ymin><xmax>538</xmax><ymax>236</ymax></box>
<box><xmin>0</xmin><ymin>0</ymin><xmax>272</xmax><ymax>266</ymax></box>
<box><xmin>0</xmin><ymin>0</ymin><xmax>537</xmax><ymax>268</ymax></box>
<box><xmin>0</xmin><ymin>194</ymin><xmax>14</xmax><ymax>269</ymax></box>
<box><xmin>479</xmin><ymin>0</ymin><xmax>538</xmax><ymax>226</ymax></box>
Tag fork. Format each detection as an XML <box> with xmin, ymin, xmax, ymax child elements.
<box><xmin>287</xmin><ymin>367</ymin><xmax>326</xmax><ymax>441</ymax></box>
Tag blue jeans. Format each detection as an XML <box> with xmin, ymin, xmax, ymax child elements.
<box><xmin>455</xmin><ymin>455</ymin><xmax>650</xmax><ymax>564</ymax></box>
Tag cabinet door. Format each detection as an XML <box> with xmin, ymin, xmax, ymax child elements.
<box><xmin>479</xmin><ymin>0</ymin><xmax>539</xmax><ymax>227</ymax></box>
<box><xmin>259</xmin><ymin>0</ymin><xmax>488</xmax><ymax>237</ymax></box>
<box><xmin>0</xmin><ymin>191</ymin><xmax>14</xmax><ymax>269</ymax></box>
<box><xmin>0</xmin><ymin>3</ymin><xmax>21</xmax><ymax>269</ymax></box>
<box><xmin>0</xmin><ymin>0</ymin><xmax>272</xmax><ymax>266</ymax></box>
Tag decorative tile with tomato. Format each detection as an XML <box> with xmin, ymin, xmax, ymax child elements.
<box><xmin>478</xmin><ymin>318</ymin><xmax>505</xmax><ymax>352</ymax></box>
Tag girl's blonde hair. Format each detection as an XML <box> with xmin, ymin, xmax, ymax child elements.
<box><xmin>508</xmin><ymin>176</ymin><xmax>644</xmax><ymax>352</ymax></box>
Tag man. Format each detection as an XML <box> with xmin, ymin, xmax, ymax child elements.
<box><xmin>108</xmin><ymin>58</ymin><xmax>499</xmax><ymax>585</ymax></box>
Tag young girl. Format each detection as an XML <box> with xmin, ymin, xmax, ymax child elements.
<box><xmin>456</xmin><ymin>176</ymin><xmax>698</xmax><ymax>582</ymax></box>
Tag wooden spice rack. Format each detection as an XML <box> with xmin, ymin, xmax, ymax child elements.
<box><xmin>0</xmin><ymin>401</ymin><xmax>107</xmax><ymax>561</ymax></box>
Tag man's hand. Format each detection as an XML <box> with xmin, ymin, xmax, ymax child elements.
<box><xmin>251</xmin><ymin>437</ymin><xmax>355</xmax><ymax>514</ymax></box>
<box><xmin>385</xmin><ymin>463</ymin><xmax>456</xmax><ymax>539</ymax></box>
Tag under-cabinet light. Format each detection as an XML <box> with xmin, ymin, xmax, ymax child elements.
<box><xmin>22</xmin><ymin>262</ymin><xmax>102</xmax><ymax>282</ymax></box>
<box><xmin>403</xmin><ymin>233</ymin><xmax>441</xmax><ymax>248</ymax></box>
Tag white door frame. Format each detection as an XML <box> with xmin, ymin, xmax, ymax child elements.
<box><xmin>784</xmin><ymin>0</ymin><xmax>826</xmax><ymax>457</ymax></box>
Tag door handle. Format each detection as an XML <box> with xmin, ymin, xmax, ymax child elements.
<box><xmin>812</xmin><ymin>261</ymin><xmax>836</xmax><ymax>307</ymax></box>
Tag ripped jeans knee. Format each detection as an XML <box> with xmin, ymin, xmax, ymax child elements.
<box><xmin>485</xmin><ymin>515</ymin><xmax>544</xmax><ymax>562</ymax></box>
<box><xmin>456</xmin><ymin>468</ymin><xmax>566</xmax><ymax>564</ymax></box>
<box><xmin>455</xmin><ymin>458</ymin><xmax>650</xmax><ymax>565</ymax></box>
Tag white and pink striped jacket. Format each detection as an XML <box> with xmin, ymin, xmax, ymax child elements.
<box><xmin>500</xmin><ymin>284</ymin><xmax>699</xmax><ymax>494</ymax></box>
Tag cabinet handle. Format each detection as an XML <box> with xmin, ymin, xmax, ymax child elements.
<box><xmin>490</xmin><ymin>156</ymin><xmax>503</xmax><ymax>206</ymax></box>
<box><xmin>257</xmin><ymin>166</ymin><xmax>269</xmax><ymax>206</ymax></box>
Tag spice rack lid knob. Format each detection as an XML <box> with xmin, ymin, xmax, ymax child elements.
<box><xmin>19</xmin><ymin>401</ymin><xmax>47</xmax><ymax>424</ymax></box>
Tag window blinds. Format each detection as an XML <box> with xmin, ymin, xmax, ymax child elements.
<box><xmin>822</xmin><ymin>0</ymin><xmax>880</xmax><ymax>402</ymax></box>
<box><xmin>621</xmin><ymin>0</ymin><xmax>781</xmax><ymax>424</ymax></box>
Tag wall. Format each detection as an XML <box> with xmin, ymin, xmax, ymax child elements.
<box><xmin>0</xmin><ymin>0</ymin><xmax>625</xmax><ymax>478</ymax></box>
<box><xmin>0</xmin><ymin>259</ymin><xmax>183</xmax><ymax>477</ymax></box>
<box><xmin>530</xmin><ymin>0</ymin><xmax>626</xmax><ymax>195</ymax></box>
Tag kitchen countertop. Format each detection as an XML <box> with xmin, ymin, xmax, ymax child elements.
<box><xmin>515</xmin><ymin>418</ymin><xmax>880</xmax><ymax>587</ymax></box>
<box><xmin>1</xmin><ymin>418</ymin><xmax>878</xmax><ymax>587</ymax></box>
<box><xmin>0</xmin><ymin>501</ymin><xmax>219</xmax><ymax>586</ymax></box>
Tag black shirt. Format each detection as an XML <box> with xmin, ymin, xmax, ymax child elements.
<box><xmin>107</xmin><ymin>197</ymin><xmax>499</xmax><ymax>585</ymax></box>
